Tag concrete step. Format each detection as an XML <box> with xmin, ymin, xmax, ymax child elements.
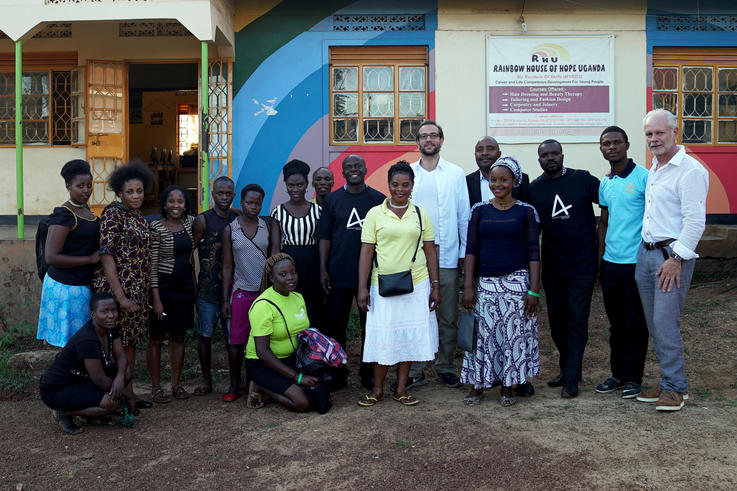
<box><xmin>697</xmin><ymin>224</ymin><xmax>737</xmax><ymax>258</ymax></box>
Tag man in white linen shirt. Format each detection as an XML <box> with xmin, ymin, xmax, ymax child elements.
<box><xmin>407</xmin><ymin>120</ymin><xmax>470</xmax><ymax>389</ymax></box>
<box><xmin>635</xmin><ymin>108</ymin><xmax>709</xmax><ymax>412</ymax></box>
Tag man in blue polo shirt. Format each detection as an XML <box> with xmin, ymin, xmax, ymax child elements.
<box><xmin>595</xmin><ymin>126</ymin><xmax>649</xmax><ymax>399</ymax></box>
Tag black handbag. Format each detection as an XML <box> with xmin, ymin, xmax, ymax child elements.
<box><xmin>375</xmin><ymin>206</ymin><xmax>423</xmax><ymax>298</ymax></box>
<box><xmin>457</xmin><ymin>313</ymin><xmax>479</xmax><ymax>352</ymax></box>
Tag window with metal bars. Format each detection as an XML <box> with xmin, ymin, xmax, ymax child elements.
<box><xmin>652</xmin><ymin>48</ymin><xmax>737</xmax><ymax>145</ymax></box>
<box><xmin>0</xmin><ymin>69</ymin><xmax>84</xmax><ymax>146</ymax></box>
<box><xmin>330</xmin><ymin>46</ymin><xmax>428</xmax><ymax>145</ymax></box>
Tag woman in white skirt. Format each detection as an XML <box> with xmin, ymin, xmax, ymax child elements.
<box><xmin>357</xmin><ymin>161</ymin><xmax>440</xmax><ymax>407</ymax></box>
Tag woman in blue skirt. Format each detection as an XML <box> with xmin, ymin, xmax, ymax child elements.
<box><xmin>37</xmin><ymin>160</ymin><xmax>100</xmax><ymax>347</ymax></box>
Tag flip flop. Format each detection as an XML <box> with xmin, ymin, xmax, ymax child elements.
<box><xmin>357</xmin><ymin>393</ymin><xmax>383</xmax><ymax>407</ymax></box>
<box><xmin>152</xmin><ymin>388</ymin><xmax>171</xmax><ymax>404</ymax></box>
<box><xmin>172</xmin><ymin>386</ymin><xmax>190</xmax><ymax>400</ymax></box>
<box><xmin>392</xmin><ymin>394</ymin><xmax>419</xmax><ymax>406</ymax></box>
<box><xmin>463</xmin><ymin>394</ymin><xmax>483</xmax><ymax>406</ymax></box>
<box><xmin>500</xmin><ymin>395</ymin><xmax>517</xmax><ymax>407</ymax></box>
<box><xmin>222</xmin><ymin>392</ymin><xmax>238</xmax><ymax>402</ymax></box>
<box><xmin>193</xmin><ymin>385</ymin><xmax>212</xmax><ymax>396</ymax></box>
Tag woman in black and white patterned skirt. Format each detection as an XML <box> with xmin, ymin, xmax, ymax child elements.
<box><xmin>270</xmin><ymin>159</ymin><xmax>325</xmax><ymax>331</ymax></box>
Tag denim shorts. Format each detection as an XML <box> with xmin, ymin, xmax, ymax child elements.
<box><xmin>196</xmin><ymin>298</ymin><xmax>228</xmax><ymax>339</ymax></box>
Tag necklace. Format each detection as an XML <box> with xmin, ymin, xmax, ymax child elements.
<box><xmin>492</xmin><ymin>198</ymin><xmax>515</xmax><ymax>210</ymax></box>
<box><xmin>389</xmin><ymin>200</ymin><xmax>409</xmax><ymax>209</ymax></box>
<box><xmin>67</xmin><ymin>199</ymin><xmax>85</xmax><ymax>208</ymax></box>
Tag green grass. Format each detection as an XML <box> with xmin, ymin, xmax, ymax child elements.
<box><xmin>347</xmin><ymin>308</ymin><xmax>362</xmax><ymax>342</ymax></box>
<box><xmin>691</xmin><ymin>387</ymin><xmax>712</xmax><ymax>399</ymax></box>
<box><xmin>394</xmin><ymin>438</ymin><xmax>412</xmax><ymax>448</ymax></box>
<box><xmin>56</xmin><ymin>468</ymin><xmax>78</xmax><ymax>479</ymax></box>
<box><xmin>0</xmin><ymin>349</ymin><xmax>35</xmax><ymax>395</ymax></box>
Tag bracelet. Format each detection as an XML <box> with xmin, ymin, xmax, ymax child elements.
<box><xmin>527</xmin><ymin>290</ymin><xmax>541</xmax><ymax>298</ymax></box>
<box><xmin>297</xmin><ymin>373</ymin><xmax>303</xmax><ymax>384</ymax></box>
<box><xmin>431</xmin><ymin>280</ymin><xmax>440</xmax><ymax>284</ymax></box>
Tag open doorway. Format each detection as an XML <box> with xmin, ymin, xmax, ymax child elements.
<box><xmin>128</xmin><ymin>62</ymin><xmax>199</xmax><ymax>211</ymax></box>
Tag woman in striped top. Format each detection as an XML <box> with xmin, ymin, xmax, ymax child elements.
<box><xmin>271</xmin><ymin>159</ymin><xmax>325</xmax><ymax>331</ymax></box>
<box><xmin>147</xmin><ymin>186</ymin><xmax>196</xmax><ymax>403</ymax></box>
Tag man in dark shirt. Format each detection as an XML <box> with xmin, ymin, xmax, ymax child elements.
<box><xmin>317</xmin><ymin>155</ymin><xmax>385</xmax><ymax>389</ymax></box>
<box><xmin>192</xmin><ymin>176</ymin><xmax>239</xmax><ymax>396</ymax></box>
<box><xmin>466</xmin><ymin>136</ymin><xmax>530</xmax><ymax>206</ymax></box>
<box><xmin>528</xmin><ymin>139</ymin><xmax>600</xmax><ymax>398</ymax></box>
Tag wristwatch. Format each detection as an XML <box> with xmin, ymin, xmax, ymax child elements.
<box><xmin>670</xmin><ymin>251</ymin><xmax>684</xmax><ymax>263</ymax></box>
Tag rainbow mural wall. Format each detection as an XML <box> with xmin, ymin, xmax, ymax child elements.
<box><xmin>232</xmin><ymin>0</ymin><xmax>437</xmax><ymax>210</ymax></box>
<box><xmin>647</xmin><ymin>1</ymin><xmax>737</xmax><ymax>216</ymax></box>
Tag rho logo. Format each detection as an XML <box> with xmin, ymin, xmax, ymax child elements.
<box><xmin>530</xmin><ymin>44</ymin><xmax>571</xmax><ymax>63</ymax></box>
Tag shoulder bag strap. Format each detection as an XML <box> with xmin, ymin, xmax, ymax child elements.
<box><xmin>373</xmin><ymin>205</ymin><xmax>423</xmax><ymax>270</ymax></box>
<box><xmin>253</xmin><ymin>298</ymin><xmax>296</xmax><ymax>351</ymax></box>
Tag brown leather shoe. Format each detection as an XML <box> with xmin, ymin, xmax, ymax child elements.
<box><xmin>656</xmin><ymin>390</ymin><xmax>685</xmax><ymax>411</ymax></box>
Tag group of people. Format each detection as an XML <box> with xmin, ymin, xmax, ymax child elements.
<box><xmin>37</xmin><ymin>109</ymin><xmax>708</xmax><ymax>434</ymax></box>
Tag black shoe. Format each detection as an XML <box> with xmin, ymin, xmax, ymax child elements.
<box><xmin>595</xmin><ymin>377</ymin><xmax>624</xmax><ymax>394</ymax></box>
<box><xmin>547</xmin><ymin>373</ymin><xmax>564</xmax><ymax>387</ymax></box>
<box><xmin>516</xmin><ymin>382</ymin><xmax>534</xmax><ymax>397</ymax></box>
<box><xmin>621</xmin><ymin>382</ymin><xmax>642</xmax><ymax>399</ymax></box>
<box><xmin>436</xmin><ymin>373</ymin><xmax>462</xmax><ymax>388</ymax></box>
<box><xmin>561</xmin><ymin>383</ymin><xmax>578</xmax><ymax>398</ymax></box>
<box><xmin>390</xmin><ymin>373</ymin><xmax>428</xmax><ymax>391</ymax></box>
<box><xmin>136</xmin><ymin>400</ymin><xmax>153</xmax><ymax>409</ymax></box>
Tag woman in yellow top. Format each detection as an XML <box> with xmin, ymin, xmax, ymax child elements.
<box><xmin>245</xmin><ymin>253</ymin><xmax>318</xmax><ymax>412</ymax></box>
<box><xmin>357</xmin><ymin>161</ymin><xmax>440</xmax><ymax>407</ymax></box>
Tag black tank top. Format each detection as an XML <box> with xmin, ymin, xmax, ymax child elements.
<box><xmin>196</xmin><ymin>208</ymin><xmax>238</xmax><ymax>303</ymax></box>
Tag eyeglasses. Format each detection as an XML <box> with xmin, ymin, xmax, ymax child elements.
<box><xmin>418</xmin><ymin>132</ymin><xmax>441</xmax><ymax>140</ymax></box>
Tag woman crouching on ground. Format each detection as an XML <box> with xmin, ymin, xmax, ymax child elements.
<box><xmin>244</xmin><ymin>254</ymin><xmax>318</xmax><ymax>412</ymax></box>
<box><xmin>39</xmin><ymin>292</ymin><xmax>135</xmax><ymax>434</ymax></box>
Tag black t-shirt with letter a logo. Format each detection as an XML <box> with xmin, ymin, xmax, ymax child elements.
<box><xmin>315</xmin><ymin>186</ymin><xmax>386</xmax><ymax>288</ymax></box>
<box><xmin>529</xmin><ymin>168</ymin><xmax>600</xmax><ymax>277</ymax></box>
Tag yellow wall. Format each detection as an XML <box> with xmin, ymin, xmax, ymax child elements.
<box><xmin>0</xmin><ymin>21</ymin><xmax>221</xmax><ymax>215</ymax></box>
<box><xmin>435</xmin><ymin>0</ymin><xmax>647</xmax><ymax>183</ymax></box>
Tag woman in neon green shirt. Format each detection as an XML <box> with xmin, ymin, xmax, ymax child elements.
<box><xmin>246</xmin><ymin>253</ymin><xmax>319</xmax><ymax>411</ymax></box>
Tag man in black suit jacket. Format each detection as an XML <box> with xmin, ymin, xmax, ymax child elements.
<box><xmin>466</xmin><ymin>136</ymin><xmax>530</xmax><ymax>206</ymax></box>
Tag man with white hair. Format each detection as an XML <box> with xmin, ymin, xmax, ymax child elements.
<box><xmin>635</xmin><ymin>109</ymin><xmax>709</xmax><ymax>412</ymax></box>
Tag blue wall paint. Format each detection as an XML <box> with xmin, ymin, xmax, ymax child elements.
<box><xmin>232</xmin><ymin>4</ymin><xmax>437</xmax><ymax>207</ymax></box>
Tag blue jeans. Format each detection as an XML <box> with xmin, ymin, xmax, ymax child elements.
<box><xmin>196</xmin><ymin>298</ymin><xmax>228</xmax><ymax>339</ymax></box>
<box><xmin>635</xmin><ymin>244</ymin><xmax>694</xmax><ymax>393</ymax></box>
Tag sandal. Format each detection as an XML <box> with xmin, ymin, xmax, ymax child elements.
<box><xmin>222</xmin><ymin>392</ymin><xmax>238</xmax><ymax>402</ymax></box>
<box><xmin>357</xmin><ymin>393</ymin><xmax>383</xmax><ymax>407</ymax></box>
<box><xmin>193</xmin><ymin>385</ymin><xmax>212</xmax><ymax>396</ymax></box>
<box><xmin>500</xmin><ymin>395</ymin><xmax>517</xmax><ymax>407</ymax></box>
<box><xmin>53</xmin><ymin>411</ymin><xmax>84</xmax><ymax>435</ymax></box>
<box><xmin>152</xmin><ymin>387</ymin><xmax>171</xmax><ymax>404</ymax></box>
<box><xmin>392</xmin><ymin>393</ymin><xmax>419</xmax><ymax>406</ymax></box>
<box><xmin>172</xmin><ymin>386</ymin><xmax>190</xmax><ymax>400</ymax></box>
<box><xmin>463</xmin><ymin>394</ymin><xmax>483</xmax><ymax>406</ymax></box>
<box><xmin>246</xmin><ymin>392</ymin><xmax>265</xmax><ymax>409</ymax></box>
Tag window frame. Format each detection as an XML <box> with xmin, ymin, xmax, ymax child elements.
<box><xmin>0</xmin><ymin>66</ymin><xmax>84</xmax><ymax>148</ymax></box>
<box><xmin>652</xmin><ymin>47</ymin><xmax>737</xmax><ymax>146</ymax></box>
<box><xmin>329</xmin><ymin>46</ymin><xmax>429</xmax><ymax>146</ymax></box>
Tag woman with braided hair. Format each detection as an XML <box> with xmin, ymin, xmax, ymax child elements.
<box><xmin>244</xmin><ymin>254</ymin><xmax>319</xmax><ymax>411</ymax></box>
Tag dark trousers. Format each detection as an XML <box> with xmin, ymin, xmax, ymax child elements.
<box><xmin>323</xmin><ymin>286</ymin><xmax>371</xmax><ymax>385</ymax></box>
<box><xmin>600</xmin><ymin>260</ymin><xmax>648</xmax><ymax>385</ymax></box>
<box><xmin>542</xmin><ymin>272</ymin><xmax>595</xmax><ymax>385</ymax></box>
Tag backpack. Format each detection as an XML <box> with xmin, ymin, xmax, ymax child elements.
<box><xmin>35</xmin><ymin>216</ymin><xmax>51</xmax><ymax>281</ymax></box>
<box><xmin>35</xmin><ymin>206</ymin><xmax>77</xmax><ymax>281</ymax></box>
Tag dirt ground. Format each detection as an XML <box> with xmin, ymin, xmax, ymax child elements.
<box><xmin>1</xmin><ymin>268</ymin><xmax>737</xmax><ymax>490</ymax></box>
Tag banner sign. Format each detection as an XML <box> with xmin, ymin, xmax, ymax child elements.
<box><xmin>486</xmin><ymin>36</ymin><xmax>615</xmax><ymax>143</ymax></box>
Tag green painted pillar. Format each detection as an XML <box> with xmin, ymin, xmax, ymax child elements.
<box><xmin>201</xmin><ymin>41</ymin><xmax>210</xmax><ymax>212</ymax></box>
<box><xmin>15</xmin><ymin>40</ymin><xmax>23</xmax><ymax>239</ymax></box>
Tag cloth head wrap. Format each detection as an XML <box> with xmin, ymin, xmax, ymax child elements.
<box><xmin>490</xmin><ymin>156</ymin><xmax>522</xmax><ymax>187</ymax></box>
